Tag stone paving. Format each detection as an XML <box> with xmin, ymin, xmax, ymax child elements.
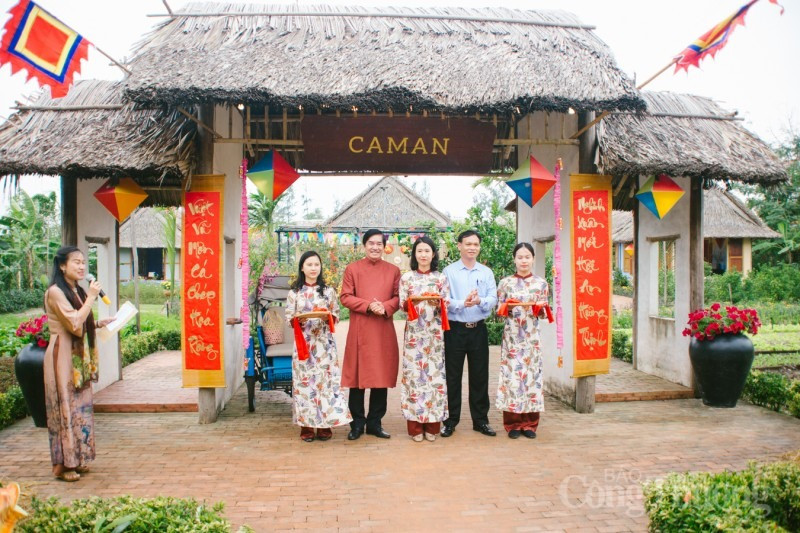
<box><xmin>2</xmin><ymin>340</ymin><xmax>799</xmax><ymax>531</ymax></box>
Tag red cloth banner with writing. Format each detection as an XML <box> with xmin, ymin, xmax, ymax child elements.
<box><xmin>182</xmin><ymin>175</ymin><xmax>225</xmax><ymax>388</ymax></box>
<box><xmin>570</xmin><ymin>174</ymin><xmax>612</xmax><ymax>377</ymax></box>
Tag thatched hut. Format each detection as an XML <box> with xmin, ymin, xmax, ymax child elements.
<box><xmin>611</xmin><ymin>188</ymin><xmax>779</xmax><ymax>277</ymax></box>
<box><xmin>118</xmin><ymin>208</ymin><xmax>184</xmax><ymax>282</ymax></box>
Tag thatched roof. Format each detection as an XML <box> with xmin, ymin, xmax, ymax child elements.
<box><xmin>612</xmin><ymin>187</ymin><xmax>779</xmax><ymax>243</ymax></box>
<box><xmin>323</xmin><ymin>175</ymin><xmax>450</xmax><ymax>230</ymax></box>
<box><xmin>119</xmin><ymin>208</ymin><xmax>183</xmax><ymax>248</ymax></box>
<box><xmin>0</xmin><ymin>80</ymin><xmax>196</xmax><ymax>203</ymax></box>
<box><xmin>124</xmin><ymin>3</ymin><xmax>643</xmax><ymax>114</ymax></box>
<box><xmin>598</xmin><ymin>91</ymin><xmax>786</xmax><ymax>184</ymax></box>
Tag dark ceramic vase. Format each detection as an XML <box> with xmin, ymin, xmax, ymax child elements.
<box><xmin>689</xmin><ymin>334</ymin><xmax>754</xmax><ymax>408</ymax></box>
<box><xmin>14</xmin><ymin>343</ymin><xmax>48</xmax><ymax>427</ymax></box>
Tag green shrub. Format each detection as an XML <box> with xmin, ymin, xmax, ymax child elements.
<box><xmin>0</xmin><ymin>356</ymin><xmax>18</xmax><ymax>393</ymax></box>
<box><xmin>745</xmin><ymin>264</ymin><xmax>800</xmax><ymax>303</ymax></box>
<box><xmin>705</xmin><ymin>270</ymin><xmax>746</xmax><ymax>305</ymax></box>
<box><xmin>613</xmin><ymin>309</ymin><xmax>632</xmax><ymax>329</ymax></box>
<box><xmin>18</xmin><ymin>495</ymin><xmax>233</xmax><ymax>532</ymax></box>
<box><xmin>611</xmin><ymin>329</ymin><xmax>633</xmax><ymax>363</ymax></box>
<box><xmin>120</xmin><ymin>315</ymin><xmax>180</xmax><ymax>339</ymax></box>
<box><xmin>486</xmin><ymin>317</ymin><xmax>504</xmax><ymax>346</ymax></box>
<box><xmin>643</xmin><ymin>461</ymin><xmax>800</xmax><ymax>532</ymax></box>
<box><xmin>121</xmin><ymin>330</ymin><xmax>181</xmax><ymax>367</ymax></box>
<box><xmin>119</xmin><ymin>281</ymin><xmax>173</xmax><ymax>305</ymax></box>
<box><xmin>0</xmin><ymin>326</ymin><xmax>27</xmax><ymax>357</ymax></box>
<box><xmin>0</xmin><ymin>386</ymin><xmax>27</xmax><ymax>430</ymax></box>
<box><xmin>752</xmin><ymin>302</ymin><xmax>800</xmax><ymax>327</ymax></box>
<box><xmin>742</xmin><ymin>370</ymin><xmax>792</xmax><ymax>412</ymax></box>
<box><xmin>0</xmin><ymin>288</ymin><xmax>44</xmax><ymax>314</ymax></box>
<box><xmin>788</xmin><ymin>381</ymin><xmax>800</xmax><ymax>418</ymax></box>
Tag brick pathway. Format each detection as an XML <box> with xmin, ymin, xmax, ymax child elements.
<box><xmin>93</xmin><ymin>321</ymin><xmax>691</xmax><ymax>413</ymax></box>
<box><xmin>2</xmin><ymin>325</ymin><xmax>799</xmax><ymax>531</ymax></box>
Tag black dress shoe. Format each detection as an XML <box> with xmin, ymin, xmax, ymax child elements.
<box><xmin>366</xmin><ymin>427</ymin><xmax>391</xmax><ymax>439</ymax></box>
<box><xmin>302</xmin><ymin>436</ymin><xmax>315</xmax><ymax>443</ymax></box>
<box><xmin>522</xmin><ymin>429</ymin><xmax>537</xmax><ymax>439</ymax></box>
<box><xmin>440</xmin><ymin>425</ymin><xmax>455</xmax><ymax>438</ymax></box>
<box><xmin>347</xmin><ymin>427</ymin><xmax>364</xmax><ymax>441</ymax></box>
<box><xmin>473</xmin><ymin>423</ymin><xmax>497</xmax><ymax>437</ymax></box>
<box><xmin>508</xmin><ymin>429</ymin><xmax>521</xmax><ymax>439</ymax></box>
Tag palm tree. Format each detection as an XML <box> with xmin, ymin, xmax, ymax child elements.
<box><xmin>248</xmin><ymin>189</ymin><xmax>294</xmax><ymax>241</ymax></box>
<box><xmin>0</xmin><ymin>191</ymin><xmax>59</xmax><ymax>288</ymax></box>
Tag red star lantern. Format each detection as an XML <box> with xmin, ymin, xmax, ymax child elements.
<box><xmin>93</xmin><ymin>177</ymin><xmax>148</xmax><ymax>222</ymax></box>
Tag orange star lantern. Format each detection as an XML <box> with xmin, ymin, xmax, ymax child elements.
<box><xmin>93</xmin><ymin>177</ymin><xmax>148</xmax><ymax>222</ymax></box>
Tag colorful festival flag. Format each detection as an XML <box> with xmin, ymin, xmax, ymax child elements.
<box><xmin>674</xmin><ymin>0</ymin><xmax>783</xmax><ymax>73</ymax></box>
<box><xmin>635</xmin><ymin>174</ymin><xmax>685</xmax><ymax>220</ymax></box>
<box><xmin>246</xmin><ymin>150</ymin><xmax>300</xmax><ymax>201</ymax></box>
<box><xmin>505</xmin><ymin>155</ymin><xmax>557</xmax><ymax>207</ymax></box>
<box><xmin>0</xmin><ymin>0</ymin><xmax>90</xmax><ymax>98</ymax></box>
<box><xmin>93</xmin><ymin>177</ymin><xmax>148</xmax><ymax>222</ymax></box>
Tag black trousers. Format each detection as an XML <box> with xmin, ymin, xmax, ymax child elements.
<box><xmin>444</xmin><ymin>321</ymin><xmax>490</xmax><ymax>427</ymax></box>
<box><xmin>349</xmin><ymin>388</ymin><xmax>388</xmax><ymax>431</ymax></box>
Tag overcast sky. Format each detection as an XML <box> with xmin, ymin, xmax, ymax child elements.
<box><xmin>1</xmin><ymin>0</ymin><xmax>797</xmax><ymax>218</ymax></box>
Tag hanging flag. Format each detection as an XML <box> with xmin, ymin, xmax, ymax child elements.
<box><xmin>0</xmin><ymin>0</ymin><xmax>90</xmax><ymax>98</ymax></box>
<box><xmin>505</xmin><ymin>155</ymin><xmax>557</xmax><ymax>207</ymax></box>
<box><xmin>246</xmin><ymin>150</ymin><xmax>300</xmax><ymax>201</ymax></box>
<box><xmin>93</xmin><ymin>177</ymin><xmax>148</xmax><ymax>222</ymax></box>
<box><xmin>636</xmin><ymin>174</ymin><xmax>685</xmax><ymax>220</ymax></box>
<box><xmin>674</xmin><ymin>0</ymin><xmax>783</xmax><ymax>73</ymax></box>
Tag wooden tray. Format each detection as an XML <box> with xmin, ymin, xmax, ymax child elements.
<box><xmin>410</xmin><ymin>295</ymin><xmax>442</xmax><ymax>301</ymax></box>
<box><xmin>295</xmin><ymin>311</ymin><xmax>330</xmax><ymax>320</ymax></box>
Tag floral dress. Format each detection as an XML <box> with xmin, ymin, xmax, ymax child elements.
<box><xmin>495</xmin><ymin>275</ymin><xmax>549</xmax><ymax>414</ymax></box>
<box><xmin>285</xmin><ymin>284</ymin><xmax>352</xmax><ymax>428</ymax></box>
<box><xmin>398</xmin><ymin>270</ymin><xmax>449</xmax><ymax>423</ymax></box>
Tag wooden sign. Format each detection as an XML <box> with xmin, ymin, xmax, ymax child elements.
<box><xmin>570</xmin><ymin>174</ymin><xmax>612</xmax><ymax>378</ymax></box>
<box><xmin>182</xmin><ymin>175</ymin><xmax>225</xmax><ymax>388</ymax></box>
<box><xmin>300</xmin><ymin>116</ymin><xmax>496</xmax><ymax>174</ymax></box>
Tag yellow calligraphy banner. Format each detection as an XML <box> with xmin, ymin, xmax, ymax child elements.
<box><xmin>182</xmin><ymin>175</ymin><xmax>226</xmax><ymax>388</ymax></box>
<box><xmin>570</xmin><ymin>174</ymin><xmax>612</xmax><ymax>378</ymax></box>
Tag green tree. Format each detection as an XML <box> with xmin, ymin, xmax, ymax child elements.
<box><xmin>740</xmin><ymin>133</ymin><xmax>800</xmax><ymax>265</ymax></box>
<box><xmin>0</xmin><ymin>190</ymin><xmax>60</xmax><ymax>288</ymax></box>
<box><xmin>248</xmin><ymin>188</ymin><xmax>294</xmax><ymax>241</ymax></box>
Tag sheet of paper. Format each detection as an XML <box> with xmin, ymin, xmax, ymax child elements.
<box><xmin>97</xmin><ymin>301</ymin><xmax>138</xmax><ymax>340</ymax></box>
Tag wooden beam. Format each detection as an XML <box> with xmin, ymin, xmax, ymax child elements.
<box><xmin>61</xmin><ymin>177</ymin><xmax>77</xmax><ymax>246</ymax></box>
<box><xmin>576</xmin><ymin>110</ymin><xmax>598</xmax><ymax>414</ymax></box>
<box><xmin>689</xmin><ymin>177</ymin><xmax>704</xmax><ymax>398</ymax></box>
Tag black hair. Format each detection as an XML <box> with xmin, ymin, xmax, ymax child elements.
<box><xmin>409</xmin><ymin>236</ymin><xmax>439</xmax><ymax>272</ymax></box>
<box><xmin>49</xmin><ymin>246</ymin><xmax>96</xmax><ymax>350</ymax></box>
<box><xmin>513</xmin><ymin>242</ymin><xmax>535</xmax><ymax>258</ymax></box>
<box><xmin>290</xmin><ymin>250</ymin><xmax>328</xmax><ymax>296</ymax></box>
<box><xmin>457</xmin><ymin>230</ymin><xmax>481</xmax><ymax>243</ymax></box>
<box><xmin>362</xmin><ymin>229</ymin><xmax>386</xmax><ymax>246</ymax></box>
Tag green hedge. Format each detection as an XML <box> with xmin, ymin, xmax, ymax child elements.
<box><xmin>742</xmin><ymin>370</ymin><xmax>800</xmax><ymax>417</ymax></box>
<box><xmin>643</xmin><ymin>461</ymin><xmax>800</xmax><ymax>532</ymax></box>
<box><xmin>0</xmin><ymin>288</ymin><xmax>44</xmax><ymax>314</ymax></box>
<box><xmin>487</xmin><ymin>317</ymin><xmax>504</xmax><ymax>346</ymax></box>
<box><xmin>611</xmin><ymin>329</ymin><xmax>633</xmax><ymax>363</ymax></box>
<box><xmin>18</xmin><ymin>495</ymin><xmax>241</xmax><ymax>532</ymax></box>
<box><xmin>121</xmin><ymin>330</ymin><xmax>181</xmax><ymax>367</ymax></box>
<box><xmin>0</xmin><ymin>386</ymin><xmax>27</xmax><ymax>430</ymax></box>
<box><xmin>118</xmin><ymin>282</ymin><xmax>173</xmax><ymax>305</ymax></box>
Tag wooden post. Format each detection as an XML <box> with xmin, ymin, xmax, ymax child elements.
<box><xmin>196</xmin><ymin>103</ymin><xmax>219</xmax><ymax>424</ymax></box>
<box><xmin>632</xmin><ymin>201</ymin><xmax>639</xmax><ymax>369</ymax></box>
<box><xmin>689</xmin><ymin>178</ymin><xmax>704</xmax><ymax>397</ymax></box>
<box><xmin>575</xmin><ymin>111</ymin><xmax>597</xmax><ymax>414</ymax></box>
<box><xmin>61</xmin><ymin>178</ymin><xmax>77</xmax><ymax>246</ymax></box>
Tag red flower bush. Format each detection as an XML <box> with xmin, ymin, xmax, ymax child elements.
<box><xmin>682</xmin><ymin>303</ymin><xmax>760</xmax><ymax>342</ymax></box>
<box><xmin>15</xmin><ymin>315</ymin><xmax>50</xmax><ymax>348</ymax></box>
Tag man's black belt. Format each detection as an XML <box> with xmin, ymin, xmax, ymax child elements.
<box><xmin>449</xmin><ymin>320</ymin><xmax>485</xmax><ymax>329</ymax></box>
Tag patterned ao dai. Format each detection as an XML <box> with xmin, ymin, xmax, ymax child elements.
<box><xmin>398</xmin><ymin>270</ymin><xmax>449</xmax><ymax>424</ymax></box>
<box><xmin>495</xmin><ymin>274</ymin><xmax>549</xmax><ymax>414</ymax></box>
<box><xmin>285</xmin><ymin>284</ymin><xmax>352</xmax><ymax>428</ymax></box>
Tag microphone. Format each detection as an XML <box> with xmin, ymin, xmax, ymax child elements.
<box><xmin>86</xmin><ymin>273</ymin><xmax>111</xmax><ymax>305</ymax></box>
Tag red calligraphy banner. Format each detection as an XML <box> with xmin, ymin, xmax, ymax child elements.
<box><xmin>182</xmin><ymin>175</ymin><xmax>225</xmax><ymax>388</ymax></box>
<box><xmin>570</xmin><ymin>174</ymin><xmax>612</xmax><ymax>377</ymax></box>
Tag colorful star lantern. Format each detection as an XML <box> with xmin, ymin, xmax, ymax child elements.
<box><xmin>505</xmin><ymin>155</ymin><xmax>557</xmax><ymax>207</ymax></box>
<box><xmin>247</xmin><ymin>150</ymin><xmax>300</xmax><ymax>200</ymax></box>
<box><xmin>624</xmin><ymin>244</ymin><xmax>634</xmax><ymax>256</ymax></box>
<box><xmin>93</xmin><ymin>177</ymin><xmax>148</xmax><ymax>222</ymax></box>
<box><xmin>635</xmin><ymin>174</ymin><xmax>685</xmax><ymax>220</ymax></box>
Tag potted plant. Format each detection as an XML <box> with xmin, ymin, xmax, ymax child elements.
<box><xmin>682</xmin><ymin>303</ymin><xmax>760</xmax><ymax>408</ymax></box>
<box><xmin>13</xmin><ymin>314</ymin><xmax>50</xmax><ymax>427</ymax></box>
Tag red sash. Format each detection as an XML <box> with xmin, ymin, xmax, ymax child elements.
<box><xmin>406</xmin><ymin>293</ymin><xmax>450</xmax><ymax>331</ymax></box>
<box><xmin>497</xmin><ymin>299</ymin><xmax>554</xmax><ymax>323</ymax></box>
<box><xmin>291</xmin><ymin>309</ymin><xmax>335</xmax><ymax>361</ymax></box>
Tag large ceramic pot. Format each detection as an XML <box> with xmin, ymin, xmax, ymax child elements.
<box><xmin>689</xmin><ymin>333</ymin><xmax>754</xmax><ymax>408</ymax></box>
<box><xmin>13</xmin><ymin>343</ymin><xmax>48</xmax><ymax>427</ymax></box>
